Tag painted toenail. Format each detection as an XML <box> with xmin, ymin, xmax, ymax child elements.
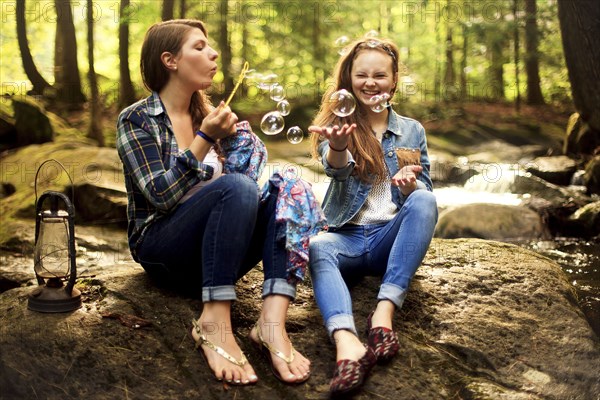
<box><xmin>234</xmin><ymin>379</ymin><xmax>241</xmax><ymax>383</ymax></box>
<box><xmin>250</xmin><ymin>374</ymin><xmax>258</xmax><ymax>380</ymax></box>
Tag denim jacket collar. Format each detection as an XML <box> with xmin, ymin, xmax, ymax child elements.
<box><xmin>386</xmin><ymin>106</ymin><xmax>402</xmax><ymax>137</ymax></box>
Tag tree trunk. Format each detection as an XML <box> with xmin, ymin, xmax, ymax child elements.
<box><xmin>119</xmin><ymin>0</ymin><xmax>136</xmax><ymax>109</ymax></box>
<box><xmin>219</xmin><ymin>0</ymin><xmax>233</xmax><ymax>98</ymax></box>
<box><xmin>87</xmin><ymin>0</ymin><xmax>104</xmax><ymax>146</ymax></box>
<box><xmin>54</xmin><ymin>0</ymin><xmax>85</xmax><ymax>108</ymax></box>
<box><xmin>443</xmin><ymin>0</ymin><xmax>456</xmax><ymax>88</ymax></box>
<box><xmin>513</xmin><ymin>0</ymin><xmax>522</xmax><ymax>111</ymax></box>
<box><xmin>488</xmin><ymin>37</ymin><xmax>505</xmax><ymax>100</ymax></box>
<box><xmin>16</xmin><ymin>0</ymin><xmax>52</xmax><ymax>96</ymax></box>
<box><xmin>525</xmin><ymin>0</ymin><xmax>545</xmax><ymax>105</ymax></box>
<box><xmin>558</xmin><ymin>0</ymin><xmax>600</xmax><ymax>131</ymax></box>
<box><xmin>179</xmin><ymin>0</ymin><xmax>186</xmax><ymax>18</ymax></box>
<box><xmin>312</xmin><ymin>2</ymin><xmax>324</xmax><ymax>84</ymax></box>
<box><xmin>162</xmin><ymin>0</ymin><xmax>175</xmax><ymax>21</ymax></box>
<box><xmin>460</xmin><ymin>24</ymin><xmax>468</xmax><ymax>101</ymax></box>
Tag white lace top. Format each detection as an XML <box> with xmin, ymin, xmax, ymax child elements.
<box><xmin>348</xmin><ymin>176</ymin><xmax>398</xmax><ymax>225</ymax></box>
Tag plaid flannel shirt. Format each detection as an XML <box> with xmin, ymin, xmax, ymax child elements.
<box><xmin>116</xmin><ymin>92</ymin><xmax>214</xmax><ymax>256</ymax></box>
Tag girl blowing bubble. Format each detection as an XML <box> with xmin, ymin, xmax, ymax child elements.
<box><xmin>116</xmin><ymin>20</ymin><xmax>316</xmax><ymax>386</ymax></box>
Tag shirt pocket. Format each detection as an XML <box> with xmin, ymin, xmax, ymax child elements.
<box><xmin>395</xmin><ymin>147</ymin><xmax>421</xmax><ymax>169</ymax></box>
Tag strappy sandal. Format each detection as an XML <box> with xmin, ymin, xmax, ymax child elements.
<box><xmin>366</xmin><ymin>311</ymin><xmax>400</xmax><ymax>363</ymax></box>
<box><xmin>250</xmin><ymin>322</ymin><xmax>310</xmax><ymax>384</ymax></box>
<box><xmin>191</xmin><ymin>319</ymin><xmax>253</xmax><ymax>385</ymax></box>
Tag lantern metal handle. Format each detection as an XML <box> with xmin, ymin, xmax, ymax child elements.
<box><xmin>34</xmin><ymin>159</ymin><xmax>75</xmax><ymax>213</ymax></box>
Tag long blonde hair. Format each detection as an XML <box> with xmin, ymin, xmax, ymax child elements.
<box><xmin>140</xmin><ymin>19</ymin><xmax>212</xmax><ymax>131</ymax></box>
<box><xmin>311</xmin><ymin>39</ymin><xmax>401</xmax><ymax>183</ymax></box>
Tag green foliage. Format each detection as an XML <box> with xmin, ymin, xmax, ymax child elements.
<box><xmin>0</xmin><ymin>0</ymin><xmax>571</xmax><ymax>109</ymax></box>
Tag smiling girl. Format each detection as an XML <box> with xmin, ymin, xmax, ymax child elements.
<box><xmin>309</xmin><ymin>38</ymin><xmax>438</xmax><ymax>396</ymax></box>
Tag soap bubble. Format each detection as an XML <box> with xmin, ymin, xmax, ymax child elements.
<box><xmin>369</xmin><ymin>93</ymin><xmax>390</xmax><ymax>113</ymax></box>
<box><xmin>334</xmin><ymin>36</ymin><xmax>350</xmax><ymax>56</ymax></box>
<box><xmin>364</xmin><ymin>30</ymin><xmax>379</xmax><ymax>39</ymax></box>
<box><xmin>258</xmin><ymin>73</ymin><xmax>278</xmax><ymax>90</ymax></box>
<box><xmin>286</xmin><ymin>126</ymin><xmax>304</xmax><ymax>144</ymax></box>
<box><xmin>366</xmin><ymin>39</ymin><xmax>380</xmax><ymax>48</ymax></box>
<box><xmin>244</xmin><ymin>71</ymin><xmax>262</xmax><ymax>82</ymax></box>
<box><xmin>260</xmin><ymin>111</ymin><xmax>285</xmax><ymax>135</ymax></box>
<box><xmin>277</xmin><ymin>99</ymin><xmax>291</xmax><ymax>116</ymax></box>
<box><xmin>330</xmin><ymin>89</ymin><xmax>356</xmax><ymax>117</ymax></box>
<box><xmin>270</xmin><ymin>84</ymin><xmax>285</xmax><ymax>101</ymax></box>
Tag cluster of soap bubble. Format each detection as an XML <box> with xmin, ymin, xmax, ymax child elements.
<box><xmin>368</xmin><ymin>92</ymin><xmax>390</xmax><ymax>113</ymax></box>
<box><xmin>246</xmin><ymin>70</ymin><xmax>303</xmax><ymax>144</ymax></box>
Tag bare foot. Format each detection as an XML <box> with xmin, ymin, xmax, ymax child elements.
<box><xmin>192</xmin><ymin>318</ymin><xmax>258</xmax><ymax>385</ymax></box>
<box><xmin>249</xmin><ymin>319</ymin><xmax>311</xmax><ymax>383</ymax></box>
<box><xmin>370</xmin><ymin>300</ymin><xmax>395</xmax><ymax>329</ymax></box>
<box><xmin>333</xmin><ymin>329</ymin><xmax>367</xmax><ymax>362</ymax></box>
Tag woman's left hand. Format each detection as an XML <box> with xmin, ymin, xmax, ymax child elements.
<box><xmin>392</xmin><ymin>165</ymin><xmax>423</xmax><ymax>195</ymax></box>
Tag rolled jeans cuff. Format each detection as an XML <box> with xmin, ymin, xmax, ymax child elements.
<box><xmin>262</xmin><ymin>278</ymin><xmax>296</xmax><ymax>300</ymax></box>
<box><xmin>202</xmin><ymin>285</ymin><xmax>237</xmax><ymax>302</ymax></box>
<box><xmin>326</xmin><ymin>314</ymin><xmax>357</xmax><ymax>341</ymax></box>
<box><xmin>377</xmin><ymin>283</ymin><xmax>408</xmax><ymax>309</ymax></box>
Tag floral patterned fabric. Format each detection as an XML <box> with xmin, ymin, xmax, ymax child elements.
<box><xmin>220</xmin><ymin>121</ymin><xmax>266</xmax><ymax>182</ymax></box>
<box><xmin>221</xmin><ymin>122</ymin><xmax>327</xmax><ymax>282</ymax></box>
<box><xmin>263</xmin><ymin>170</ymin><xmax>328</xmax><ymax>283</ymax></box>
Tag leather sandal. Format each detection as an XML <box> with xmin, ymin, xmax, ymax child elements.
<box><xmin>366</xmin><ymin>311</ymin><xmax>400</xmax><ymax>363</ymax></box>
<box><xmin>329</xmin><ymin>345</ymin><xmax>377</xmax><ymax>396</ymax></box>
<box><xmin>191</xmin><ymin>319</ymin><xmax>252</xmax><ymax>385</ymax></box>
<box><xmin>250</xmin><ymin>321</ymin><xmax>310</xmax><ymax>384</ymax></box>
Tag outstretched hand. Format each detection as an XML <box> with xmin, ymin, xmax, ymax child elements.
<box><xmin>308</xmin><ymin>124</ymin><xmax>357</xmax><ymax>151</ymax></box>
<box><xmin>392</xmin><ymin>165</ymin><xmax>423</xmax><ymax>196</ymax></box>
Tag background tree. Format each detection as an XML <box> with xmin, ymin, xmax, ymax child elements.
<box><xmin>513</xmin><ymin>0</ymin><xmax>522</xmax><ymax>111</ymax></box>
<box><xmin>86</xmin><ymin>0</ymin><xmax>104</xmax><ymax>146</ymax></box>
<box><xmin>557</xmin><ymin>0</ymin><xmax>600</xmax><ymax>132</ymax></box>
<box><xmin>118</xmin><ymin>0</ymin><xmax>136</xmax><ymax>109</ymax></box>
<box><xmin>53</xmin><ymin>0</ymin><xmax>85</xmax><ymax>108</ymax></box>
<box><xmin>16</xmin><ymin>0</ymin><xmax>51</xmax><ymax>96</ymax></box>
<box><xmin>218</xmin><ymin>0</ymin><xmax>234</xmax><ymax>96</ymax></box>
<box><xmin>525</xmin><ymin>0</ymin><xmax>545</xmax><ymax>105</ymax></box>
<box><xmin>162</xmin><ymin>0</ymin><xmax>175</xmax><ymax>21</ymax></box>
<box><xmin>179</xmin><ymin>0</ymin><xmax>186</xmax><ymax>18</ymax></box>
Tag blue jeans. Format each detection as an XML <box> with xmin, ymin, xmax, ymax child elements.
<box><xmin>309</xmin><ymin>190</ymin><xmax>438</xmax><ymax>338</ymax></box>
<box><xmin>136</xmin><ymin>173</ymin><xmax>296</xmax><ymax>302</ymax></box>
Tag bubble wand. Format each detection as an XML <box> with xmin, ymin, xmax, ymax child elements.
<box><xmin>223</xmin><ymin>61</ymin><xmax>250</xmax><ymax>107</ymax></box>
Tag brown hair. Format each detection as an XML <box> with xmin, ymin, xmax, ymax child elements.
<box><xmin>311</xmin><ymin>39</ymin><xmax>401</xmax><ymax>183</ymax></box>
<box><xmin>140</xmin><ymin>19</ymin><xmax>212</xmax><ymax>131</ymax></box>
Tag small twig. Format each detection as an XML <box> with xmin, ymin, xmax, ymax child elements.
<box><xmin>362</xmin><ymin>389</ymin><xmax>389</xmax><ymax>399</ymax></box>
<box><xmin>61</xmin><ymin>359</ymin><xmax>75</xmax><ymax>384</ymax></box>
<box><xmin>164</xmin><ymin>375</ymin><xmax>182</xmax><ymax>386</ymax></box>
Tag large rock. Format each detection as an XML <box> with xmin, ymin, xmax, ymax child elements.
<box><xmin>526</xmin><ymin>155</ymin><xmax>578</xmax><ymax>186</ymax></box>
<box><xmin>564</xmin><ymin>113</ymin><xmax>600</xmax><ymax>156</ymax></box>
<box><xmin>12</xmin><ymin>96</ymin><xmax>54</xmax><ymax>147</ymax></box>
<box><xmin>567</xmin><ymin>201</ymin><xmax>600</xmax><ymax>237</ymax></box>
<box><xmin>584</xmin><ymin>155</ymin><xmax>600</xmax><ymax>195</ymax></box>
<box><xmin>435</xmin><ymin>204</ymin><xmax>550</xmax><ymax>240</ymax></box>
<box><xmin>1</xmin><ymin>239</ymin><xmax>598</xmax><ymax>399</ymax></box>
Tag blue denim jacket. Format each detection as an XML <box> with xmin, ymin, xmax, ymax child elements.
<box><xmin>319</xmin><ymin>108</ymin><xmax>433</xmax><ymax>230</ymax></box>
